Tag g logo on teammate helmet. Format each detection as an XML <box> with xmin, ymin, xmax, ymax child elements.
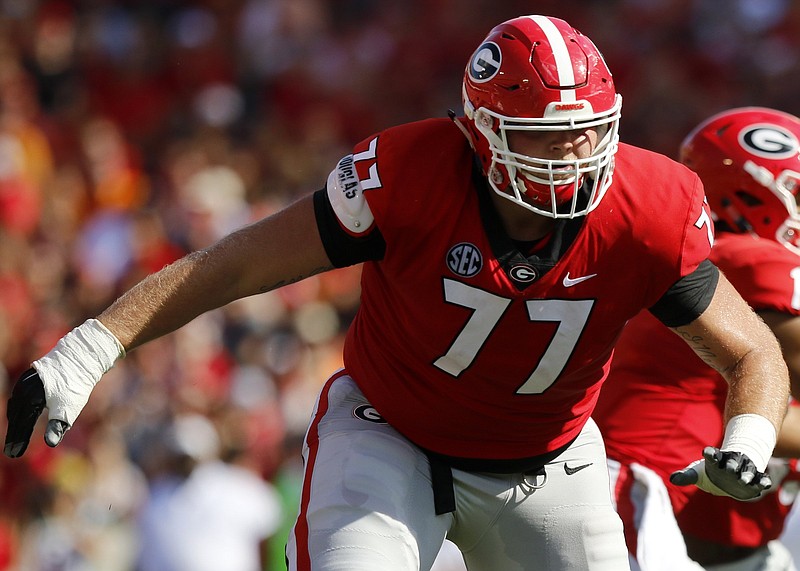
<box><xmin>469</xmin><ymin>42</ymin><xmax>502</xmax><ymax>83</ymax></box>
<box><xmin>739</xmin><ymin>125</ymin><xmax>799</xmax><ymax>160</ymax></box>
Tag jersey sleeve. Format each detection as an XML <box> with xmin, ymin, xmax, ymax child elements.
<box><xmin>624</xmin><ymin>151</ymin><xmax>716</xmax><ymax>310</ymax></box>
<box><xmin>320</xmin><ymin>123</ymin><xmax>425</xmax><ymax>244</ymax></box>
<box><xmin>312</xmin><ymin>130</ymin><xmax>395</xmax><ymax>268</ymax></box>
<box><xmin>313</xmin><ymin>118</ymin><xmax>468</xmax><ymax>267</ymax></box>
<box><xmin>676</xmin><ymin>182</ymin><xmax>716</xmax><ymax>278</ymax></box>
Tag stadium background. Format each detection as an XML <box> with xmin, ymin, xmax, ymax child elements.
<box><xmin>0</xmin><ymin>0</ymin><xmax>799</xmax><ymax>569</ymax></box>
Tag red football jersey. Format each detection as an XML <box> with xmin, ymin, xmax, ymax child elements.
<box><xmin>333</xmin><ymin>118</ymin><xmax>712</xmax><ymax>461</ymax></box>
<box><xmin>595</xmin><ymin>232</ymin><xmax>800</xmax><ymax>546</ymax></box>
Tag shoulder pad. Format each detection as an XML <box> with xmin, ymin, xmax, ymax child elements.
<box><xmin>326</xmin><ymin>154</ymin><xmax>375</xmax><ymax>235</ymax></box>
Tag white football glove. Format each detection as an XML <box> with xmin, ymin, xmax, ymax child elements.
<box><xmin>4</xmin><ymin>319</ymin><xmax>124</xmax><ymax>457</ymax></box>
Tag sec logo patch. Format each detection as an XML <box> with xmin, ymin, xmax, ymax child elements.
<box><xmin>446</xmin><ymin>243</ymin><xmax>483</xmax><ymax>278</ymax></box>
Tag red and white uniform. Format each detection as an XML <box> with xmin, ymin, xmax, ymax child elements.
<box><xmin>595</xmin><ymin>232</ymin><xmax>800</xmax><ymax>559</ymax></box>
<box><xmin>288</xmin><ymin>118</ymin><xmax>712</xmax><ymax>571</ymax></box>
<box><xmin>344</xmin><ymin>118</ymin><xmax>712</xmax><ymax>460</ymax></box>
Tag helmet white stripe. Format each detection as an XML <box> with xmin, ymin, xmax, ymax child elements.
<box><xmin>528</xmin><ymin>15</ymin><xmax>576</xmax><ymax>103</ymax></box>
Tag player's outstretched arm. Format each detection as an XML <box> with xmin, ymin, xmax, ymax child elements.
<box><xmin>669</xmin><ymin>272</ymin><xmax>789</xmax><ymax>500</ymax></box>
<box><xmin>98</xmin><ymin>193</ymin><xmax>331</xmax><ymax>351</ymax></box>
<box><xmin>5</xmin><ymin>193</ymin><xmax>332</xmax><ymax>458</ymax></box>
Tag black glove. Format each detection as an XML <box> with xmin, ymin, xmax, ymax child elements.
<box><xmin>4</xmin><ymin>368</ymin><xmax>68</xmax><ymax>458</ymax></box>
<box><xmin>670</xmin><ymin>446</ymin><xmax>772</xmax><ymax>501</ymax></box>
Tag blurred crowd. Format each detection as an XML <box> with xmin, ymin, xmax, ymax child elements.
<box><xmin>0</xmin><ymin>0</ymin><xmax>799</xmax><ymax>569</ymax></box>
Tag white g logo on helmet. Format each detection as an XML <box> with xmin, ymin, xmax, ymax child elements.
<box><xmin>739</xmin><ymin>125</ymin><xmax>799</xmax><ymax>160</ymax></box>
<box><xmin>469</xmin><ymin>42</ymin><xmax>502</xmax><ymax>83</ymax></box>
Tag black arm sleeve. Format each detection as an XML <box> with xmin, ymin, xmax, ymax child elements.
<box><xmin>313</xmin><ymin>188</ymin><xmax>386</xmax><ymax>268</ymax></box>
<box><xmin>649</xmin><ymin>259</ymin><xmax>720</xmax><ymax>327</ymax></box>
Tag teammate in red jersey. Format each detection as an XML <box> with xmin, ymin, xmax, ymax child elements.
<box><xmin>3</xmin><ymin>16</ymin><xmax>790</xmax><ymax>571</ymax></box>
<box><xmin>594</xmin><ymin>107</ymin><xmax>800</xmax><ymax>570</ymax></box>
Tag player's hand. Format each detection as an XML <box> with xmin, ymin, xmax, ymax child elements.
<box><xmin>670</xmin><ymin>446</ymin><xmax>771</xmax><ymax>500</ymax></box>
<box><xmin>4</xmin><ymin>368</ymin><xmax>69</xmax><ymax>458</ymax></box>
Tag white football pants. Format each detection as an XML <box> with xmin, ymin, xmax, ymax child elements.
<box><xmin>286</xmin><ymin>372</ymin><xmax>630</xmax><ymax>570</ymax></box>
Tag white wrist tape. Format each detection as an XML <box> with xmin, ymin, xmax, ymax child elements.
<box><xmin>721</xmin><ymin>413</ymin><xmax>777</xmax><ymax>472</ymax></box>
<box><xmin>32</xmin><ymin>319</ymin><xmax>125</xmax><ymax>426</ymax></box>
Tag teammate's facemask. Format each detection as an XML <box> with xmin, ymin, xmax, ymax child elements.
<box><xmin>680</xmin><ymin>107</ymin><xmax>800</xmax><ymax>254</ymax></box>
<box><xmin>460</xmin><ymin>15</ymin><xmax>622</xmax><ymax>219</ymax></box>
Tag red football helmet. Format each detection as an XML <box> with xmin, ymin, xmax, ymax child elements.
<box><xmin>461</xmin><ymin>15</ymin><xmax>622</xmax><ymax>218</ymax></box>
<box><xmin>680</xmin><ymin>107</ymin><xmax>800</xmax><ymax>254</ymax></box>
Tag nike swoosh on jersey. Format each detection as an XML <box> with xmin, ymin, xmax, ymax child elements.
<box><xmin>564</xmin><ymin>462</ymin><xmax>593</xmax><ymax>475</ymax></box>
<box><xmin>562</xmin><ymin>272</ymin><xmax>598</xmax><ymax>287</ymax></box>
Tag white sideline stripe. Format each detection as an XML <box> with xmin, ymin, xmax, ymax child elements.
<box><xmin>528</xmin><ymin>16</ymin><xmax>576</xmax><ymax>103</ymax></box>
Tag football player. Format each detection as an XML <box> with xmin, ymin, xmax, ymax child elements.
<box><xmin>595</xmin><ymin>107</ymin><xmax>800</xmax><ymax>570</ymax></box>
<box><xmin>4</xmin><ymin>16</ymin><xmax>790</xmax><ymax>571</ymax></box>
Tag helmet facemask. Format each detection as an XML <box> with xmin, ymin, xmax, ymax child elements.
<box><xmin>468</xmin><ymin>97</ymin><xmax>621</xmax><ymax>218</ymax></box>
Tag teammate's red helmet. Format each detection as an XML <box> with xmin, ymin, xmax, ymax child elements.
<box><xmin>680</xmin><ymin>107</ymin><xmax>800</xmax><ymax>254</ymax></box>
<box><xmin>462</xmin><ymin>15</ymin><xmax>622</xmax><ymax>218</ymax></box>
